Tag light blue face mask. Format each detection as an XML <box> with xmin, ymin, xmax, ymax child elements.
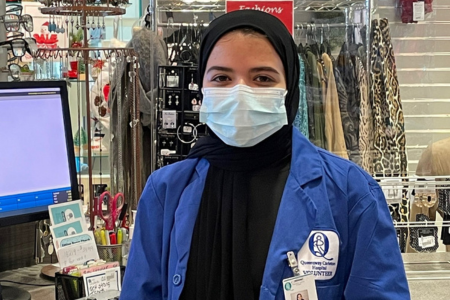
<box><xmin>200</xmin><ymin>84</ymin><xmax>288</xmax><ymax>147</ymax></box>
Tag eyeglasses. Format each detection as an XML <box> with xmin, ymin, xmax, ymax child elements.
<box><xmin>6</xmin><ymin>4</ymin><xmax>23</xmax><ymax>16</ymax></box>
<box><xmin>0</xmin><ymin>63</ymin><xmax>22</xmax><ymax>81</ymax></box>
<box><xmin>0</xmin><ymin>14</ymin><xmax>33</xmax><ymax>32</ymax></box>
<box><xmin>0</xmin><ymin>38</ymin><xmax>36</xmax><ymax>58</ymax></box>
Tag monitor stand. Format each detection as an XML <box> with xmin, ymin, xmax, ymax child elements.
<box><xmin>0</xmin><ymin>284</ymin><xmax>31</xmax><ymax>300</ymax></box>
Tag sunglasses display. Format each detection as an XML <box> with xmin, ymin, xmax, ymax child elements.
<box><xmin>0</xmin><ymin>14</ymin><xmax>33</xmax><ymax>32</ymax></box>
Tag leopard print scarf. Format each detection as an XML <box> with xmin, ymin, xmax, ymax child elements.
<box><xmin>370</xmin><ymin>19</ymin><xmax>409</xmax><ymax>222</ymax></box>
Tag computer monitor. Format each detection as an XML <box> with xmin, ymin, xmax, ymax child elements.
<box><xmin>0</xmin><ymin>81</ymin><xmax>79</xmax><ymax>227</ymax></box>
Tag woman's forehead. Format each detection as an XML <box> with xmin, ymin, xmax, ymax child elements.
<box><xmin>207</xmin><ymin>31</ymin><xmax>281</xmax><ymax>63</ymax></box>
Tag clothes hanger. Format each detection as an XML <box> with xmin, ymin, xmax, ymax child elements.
<box><xmin>319</xmin><ymin>24</ymin><xmax>326</xmax><ymax>56</ymax></box>
<box><xmin>325</xmin><ymin>24</ymin><xmax>333</xmax><ymax>60</ymax></box>
<box><xmin>170</xmin><ymin>24</ymin><xmax>182</xmax><ymax>64</ymax></box>
<box><xmin>311</xmin><ymin>24</ymin><xmax>320</xmax><ymax>57</ymax></box>
<box><xmin>297</xmin><ymin>24</ymin><xmax>305</xmax><ymax>54</ymax></box>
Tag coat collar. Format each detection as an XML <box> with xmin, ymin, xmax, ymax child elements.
<box><xmin>290</xmin><ymin>128</ymin><xmax>323</xmax><ymax>186</ymax></box>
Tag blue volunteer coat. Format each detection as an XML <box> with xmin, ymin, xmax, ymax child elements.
<box><xmin>121</xmin><ymin>129</ymin><xmax>410</xmax><ymax>300</ymax></box>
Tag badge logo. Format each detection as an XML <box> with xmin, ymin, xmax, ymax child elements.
<box><xmin>308</xmin><ymin>232</ymin><xmax>333</xmax><ymax>261</ymax></box>
<box><xmin>297</xmin><ymin>230</ymin><xmax>340</xmax><ymax>280</ymax></box>
<box><xmin>284</xmin><ymin>282</ymin><xmax>292</xmax><ymax>291</ymax></box>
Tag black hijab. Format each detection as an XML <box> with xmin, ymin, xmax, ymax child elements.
<box><xmin>181</xmin><ymin>10</ymin><xmax>300</xmax><ymax>300</ymax></box>
<box><xmin>188</xmin><ymin>9</ymin><xmax>300</xmax><ymax>170</ymax></box>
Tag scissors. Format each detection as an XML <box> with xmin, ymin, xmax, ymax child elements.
<box><xmin>95</xmin><ymin>191</ymin><xmax>125</xmax><ymax>230</ymax></box>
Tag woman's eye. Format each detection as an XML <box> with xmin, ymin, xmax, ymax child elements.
<box><xmin>255</xmin><ymin>76</ymin><xmax>273</xmax><ymax>83</ymax></box>
<box><xmin>212</xmin><ymin>75</ymin><xmax>230</xmax><ymax>82</ymax></box>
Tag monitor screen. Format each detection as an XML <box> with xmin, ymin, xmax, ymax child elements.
<box><xmin>0</xmin><ymin>81</ymin><xmax>79</xmax><ymax>227</ymax></box>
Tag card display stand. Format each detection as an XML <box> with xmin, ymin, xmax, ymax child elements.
<box><xmin>54</xmin><ymin>267</ymin><xmax>125</xmax><ymax>300</ymax></box>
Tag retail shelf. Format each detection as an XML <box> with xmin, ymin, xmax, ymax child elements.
<box><xmin>78</xmin><ymin>174</ymin><xmax>111</xmax><ymax>179</ymax></box>
<box><xmin>156</xmin><ymin>0</ymin><xmax>366</xmax><ymax>12</ymax></box>
<box><xmin>75</xmin><ymin>153</ymin><xmax>110</xmax><ymax>158</ymax></box>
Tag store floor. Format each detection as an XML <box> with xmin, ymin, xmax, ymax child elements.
<box><xmin>2</xmin><ymin>255</ymin><xmax>450</xmax><ymax>299</ymax></box>
<box><xmin>403</xmin><ymin>252</ymin><xmax>450</xmax><ymax>300</ymax></box>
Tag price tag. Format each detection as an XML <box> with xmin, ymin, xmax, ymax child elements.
<box><xmin>413</xmin><ymin>2</ymin><xmax>425</xmax><ymax>21</ymax></box>
<box><xmin>56</xmin><ymin>239</ymin><xmax>99</xmax><ymax>269</ymax></box>
<box><xmin>419</xmin><ymin>236</ymin><xmax>435</xmax><ymax>248</ymax></box>
<box><xmin>380</xmin><ymin>178</ymin><xmax>403</xmax><ymax>204</ymax></box>
<box><xmin>83</xmin><ymin>267</ymin><xmax>121</xmax><ymax>297</ymax></box>
<box><xmin>162</xmin><ymin>110</ymin><xmax>177</xmax><ymax>129</ymax></box>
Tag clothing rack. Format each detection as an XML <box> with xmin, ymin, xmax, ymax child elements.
<box><xmin>157</xmin><ymin>22</ymin><xmax>209</xmax><ymax>27</ymax></box>
<box><xmin>155</xmin><ymin>0</ymin><xmax>366</xmax><ymax>12</ymax></box>
<box><xmin>295</xmin><ymin>22</ymin><xmax>362</xmax><ymax>29</ymax></box>
<box><xmin>393</xmin><ymin>221</ymin><xmax>450</xmax><ymax>228</ymax></box>
<box><xmin>376</xmin><ymin>176</ymin><xmax>450</xmax><ymax>185</ymax></box>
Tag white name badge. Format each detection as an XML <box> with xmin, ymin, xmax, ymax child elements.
<box><xmin>297</xmin><ymin>231</ymin><xmax>339</xmax><ymax>280</ymax></box>
<box><xmin>283</xmin><ymin>274</ymin><xmax>318</xmax><ymax>300</ymax></box>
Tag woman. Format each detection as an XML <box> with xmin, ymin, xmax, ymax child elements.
<box><xmin>121</xmin><ymin>10</ymin><xmax>410</xmax><ymax>300</ymax></box>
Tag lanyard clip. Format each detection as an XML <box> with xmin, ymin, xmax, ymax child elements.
<box><xmin>287</xmin><ymin>251</ymin><xmax>301</xmax><ymax>276</ymax></box>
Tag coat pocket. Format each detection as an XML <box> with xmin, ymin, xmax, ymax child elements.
<box><xmin>317</xmin><ymin>284</ymin><xmax>341</xmax><ymax>300</ymax></box>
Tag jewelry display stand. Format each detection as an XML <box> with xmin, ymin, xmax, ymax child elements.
<box><xmin>38</xmin><ymin>1</ymin><xmax>141</xmax><ymax>228</ymax></box>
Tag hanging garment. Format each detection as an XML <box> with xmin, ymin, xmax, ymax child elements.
<box><xmin>306</xmin><ymin>47</ymin><xmax>326</xmax><ymax>149</ymax></box>
<box><xmin>301</xmin><ymin>52</ymin><xmax>315</xmax><ymax>142</ymax></box>
<box><xmin>370</xmin><ymin>19</ymin><xmax>409</xmax><ymax>222</ymax></box>
<box><xmin>321</xmin><ymin>53</ymin><xmax>348</xmax><ymax>159</ymax></box>
<box><xmin>357</xmin><ymin>44</ymin><xmax>367</xmax><ymax>72</ymax></box>
<box><xmin>357</xmin><ymin>57</ymin><xmax>373</xmax><ymax>174</ymax></box>
<box><xmin>293</xmin><ymin>55</ymin><xmax>309</xmax><ymax>138</ymax></box>
<box><xmin>438</xmin><ymin>189</ymin><xmax>450</xmax><ymax>216</ymax></box>
<box><xmin>110</xmin><ymin>28</ymin><xmax>168</xmax><ymax>207</ymax></box>
<box><xmin>442</xmin><ymin>213</ymin><xmax>450</xmax><ymax>245</ymax></box>
<box><xmin>334</xmin><ymin>67</ymin><xmax>352</xmax><ymax>159</ymax></box>
<box><xmin>316</xmin><ymin>61</ymin><xmax>327</xmax><ymax>147</ymax></box>
<box><xmin>370</xmin><ymin>19</ymin><xmax>408</xmax><ymax>178</ymax></box>
<box><xmin>336</xmin><ymin>43</ymin><xmax>361</xmax><ymax>165</ymax></box>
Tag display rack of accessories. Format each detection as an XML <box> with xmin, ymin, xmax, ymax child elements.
<box><xmin>0</xmin><ymin>3</ymin><xmax>37</xmax><ymax>81</ymax></box>
<box><xmin>30</xmin><ymin>46</ymin><xmax>141</xmax><ymax>221</ymax></box>
<box><xmin>37</xmin><ymin>0</ymin><xmax>140</xmax><ymax>228</ymax></box>
<box><xmin>156</xmin><ymin>65</ymin><xmax>208</xmax><ymax>169</ymax></box>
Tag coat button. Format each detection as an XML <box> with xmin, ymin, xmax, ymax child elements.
<box><xmin>173</xmin><ymin>274</ymin><xmax>182</xmax><ymax>286</ymax></box>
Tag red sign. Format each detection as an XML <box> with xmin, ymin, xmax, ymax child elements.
<box><xmin>226</xmin><ymin>0</ymin><xmax>294</xmax><ymax>35</ymax></box>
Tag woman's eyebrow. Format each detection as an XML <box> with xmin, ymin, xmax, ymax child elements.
<box><xmin>206</xmin><ymin>66</ymin><xmax>233</xmax><ymax>74</ymax></box>
<box><xmin>250</xmin><ymin>66</ymin><xmax>280</xmax><ymax>74</ymax></box>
